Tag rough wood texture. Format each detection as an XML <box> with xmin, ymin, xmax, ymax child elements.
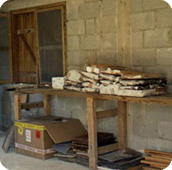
<box><xmin>44</xmin><ymin>94</ymin><xmax>51</xmax><ymax>116</ymax></box>
<box><xmin>97</xmin><ymin>109</ymin><xmax>117</xmax><ymax>119</ymax></box>
<box><xmin>21</xmin><ymin>101</ymin><xmax>44</xmax><ymax>110</ymax></box>
<box><xmin>14</xmin><ymin>93</ymin><xmax>21</xmax><ymax>120</ymax></box>
<box><xmin>15</xmin><ymin>88</ymin><xmax>172</xmax><ymax>105</ymax></box>
<box><xmin>87</xmin><ymin>97</ymin><xmax>98</xmax><ymax>170</ymax></box>
<box><xmin>118</xmin><ymin>101</ymin><xmax>127</xmax><ymax>149</ymax></box>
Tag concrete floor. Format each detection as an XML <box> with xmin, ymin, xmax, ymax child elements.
<box><xmin>0</xmin><ymin>136</ymin><xmax>89</xmax><ymax>170</ymax></box>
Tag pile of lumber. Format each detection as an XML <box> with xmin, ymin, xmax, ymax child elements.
<box><xmin>62</xmin><ymin>64</ymin><xmax>167</xmax><ymax>97</ymax></box>
<box><xmin>141</xmin><ymin>149</ymin><xmax>172</xmax><ymax>170</ymax></box>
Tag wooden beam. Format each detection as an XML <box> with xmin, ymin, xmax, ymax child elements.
<box><xmin>87</xmin><ymin>97</ymin><xmax>98</xmax><ymax>170</ymax></box>
<box><xmin>44</xmin><ymin>94</ymin><xmax>51</xmax><ymax>116</ymax></box>
<box><xmin>14</xmin><ymin>93</ymin><xmax>21</xmax><ymax>120</ymax></box>
<box><xmin>98</xmin><ymin>143</ymin><xmax>118</xmax><ymax>155</ymax></box>
<box><xmin>97</xmin><ymin>109</ymin><xmax>117</xmax><ymax>119</ymax></box>
<box><xmin>118</xmin><ymin>101</ymin><xmax>127</xmax><ymax>149</ymax></box>
<box><xmin>17</xmin><ymin>28</ymin><xmax>35</xmax><ymax>35</ymax></box>
<box><xmin>19</xmin><ymin>34</ymin><xmax>36</xmax><ymax>64</ymax></box>
<box><xmin>21</xmin><ymin>101</ymin><xmax>44</xmax><ymax>110</ymax></box>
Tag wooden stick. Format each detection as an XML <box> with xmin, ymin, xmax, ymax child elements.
<box><xmin>44</xmin><ymin>94</ymin><xmax>51</xmax><ymax>116</ymax></box>
<box><xmin>118</xmin><ymin>101</ymin><xmax>127</xmax><ymax>149</ymax></box>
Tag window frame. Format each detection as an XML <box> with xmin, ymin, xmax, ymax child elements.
<box><xmin>0</xmin><ymin>13</ymin><xmax>13</xmax><ymax>84</ymax></box>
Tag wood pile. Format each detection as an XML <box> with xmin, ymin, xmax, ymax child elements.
<box><xmin>141</xmin><ymin>149</ymin><xmax>172</xmax><ymax>170</ymax></box>
<box><xmin>62</xmin><ymin>64</ymin><xmax>167</xmax><ymax>97</ymax></box>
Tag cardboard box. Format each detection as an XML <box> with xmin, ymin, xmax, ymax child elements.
<box><xmin>15</xmin><ymin>117</ymin><xmax>87</xmax><ymax>159</ymax></box>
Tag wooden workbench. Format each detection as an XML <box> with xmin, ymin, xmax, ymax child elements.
<box><xmin>14</xmin><ymin>88</ymin><xmax>172</xmax><ymax>170</ymax></box>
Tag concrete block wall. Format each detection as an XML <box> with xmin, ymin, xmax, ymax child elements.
<box><xmin>128</xmin><ymin>0</ymin><xmax>172</xmax><ymax>152</ymax></box>
<box><xmin>1</xmin><ymin>0</ymin><xmax>172</xmax><ymax>152</ymax></box>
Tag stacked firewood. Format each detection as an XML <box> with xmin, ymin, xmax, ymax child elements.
<box><xmin>141</xmin><ymin>149</ymin><xmax>172</xmax><ymax>170</ymax></box>
<box><xmin>62</xmin><ymin>64</ymin><xmax>167</xmax><ymax>97</ymax></box>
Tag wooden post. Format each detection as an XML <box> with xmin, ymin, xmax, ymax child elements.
<box><xmin>87</xmin><ymin>97</ymin><xmax>98</xmax><ymax>170</ymax></box>
<box><xmin>118</xmin><ymin>101</ymin><xmax>127</xmax><ymax>149</ymax></box>
<box><xmin>14</xmin><ymin>93</ymin><xmax>21</xmax><ymax>120</ymax></box>
<box><xmin>44</xmin><ymin>94</ymin><xmax>51</xmax><ymax>116</ymax></box>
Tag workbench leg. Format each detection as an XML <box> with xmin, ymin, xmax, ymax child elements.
<box><xmin>87</xmin><ymin>97</ymin><xmax>98</xmax><ymax>170</ymax></box>
<box><xmin>118</xmin><ymin>101</ymin><xmax>127</xmax><ymax>149</ymax></box>
<box><xmin>14</xmin><ymin>93</ymin><xmax>21</xmax><ymax>120</ymax></box>
<box><xmin>44</xmin><ymin>94</ymin><xmax>51</xmax><ymax>116</ymax></box>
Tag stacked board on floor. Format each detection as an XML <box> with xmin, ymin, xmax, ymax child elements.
<box><xmin>141</xmin><ymin>149</ymin><xmax>172</xmax><ymax>170</ymax></box>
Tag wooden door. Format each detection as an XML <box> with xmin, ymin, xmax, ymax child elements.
<box><xmin>12</xmin><ymin>11</ymin><xmax>38</xmax><ymax>84</ymax></box>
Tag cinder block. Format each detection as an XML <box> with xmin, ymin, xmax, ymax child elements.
<box><xmin>158</xmin><ymin>122</ymin><xmax>172</xmax><ymax>140</ymax></box>
<box><xmin>157</xmin><ymin>48</ymin><xmax>172</xmax><ymax>65</ymax></box>
<box><xmin>68</xmin><ymin>51</ymin><xmax>86</xmax><ymax>66</ymax></box>
<box><xmin>99</xmin><ymin>15</ymin><xmax>116</xmax><ymax>33</ymax></box>
<box><xmin>132</xmin><ymin>49</ymin><xmax>156</xmax><ymax>66</ymax></box>
<box><xmin>86</xmin><ymin>19</ymin><xmax>95</xmax><ymax>34</ymax></box>
<box><xmin>132</xmin><ymin>32</ymin><xmax>143</xmax><ymax>48</ymax></box>
<box><xmin>67</xmin><ymin>0</ymin><xmax>84</xmax><ymax>20</ymax></box>
<box><xmin>133</xmin><ymin>117</ymin><xmax>158</xmax><ymax>138</ymax></box>
<box><xmin>98</xmin><ymin>117</ymin><xmax>118</xmax><ymax>136</ymax></box>
<box><xmin>84</xmin><ymin>51</ymin><xmax>97</xmax><ymax>64</ymax></box>
<box><xmin>101</xmin><ymin>33</ymin><xmax>116</xmax><ymax>50</ymax></box>
<box><xmin>102</xmin><ymin>0</ymin><xmax>116</xmax><ymax>16</ymax></box>
<box><xmin>131</xmin><ymin>0</ymin><xmax>144</xmax><ymax>13</ymax></box>
<box><xmin>157</xmin><ymin>9</ymin><xmax>172</xmax><ymax>28</ymax></box>
<box><xmin>128</xmin><ymin>135</ymin><xmax>172</xmax><ymax>152</ymax></box>
<box><xmin>144</xmin><ymin>29</ymin><xmax>171</xmax><ymax>48</ymax></box>
<box><xmin>132</xmin><ymin>12</ymin><xmax>155</xmax><ymax>30</ymax></box>
<box><xmin>81</xmin><ymin>35</ymin><xmax>100</xmax><ymax>50</ymax></box>
<box><xmin>97</xmin><ymin>50</ymin><xmax>117</xmax><ymax>65</ymax></box>
<box><xmin>145</xmin><ymin>103</ymin><xmax>172</xmax><ymax>122</ymax></box>
<box><xmin>79</xmin><ymin>1</ymin><xmax>100</xmax><ymax>19</ymax></box>
<box><xmin>67</xmin><ymin>20</ymin><xmax>85</xmax><ymax>35</ymax></box>
<box><xmin>143</xmin><ymin>0</ymin><xmax>169</xmax><ymax>10</ymax></box>
<box><xmin>67</xmin><ymin>36</ymin><xmax>80</xmax><ymax>51</ymax></box>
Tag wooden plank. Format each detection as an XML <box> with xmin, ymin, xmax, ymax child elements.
<box><xmin>145</xmin><ymin>149</ymin><xmax>172</xmax><ymax>157</ymax></box>
<box><xmin>17</xmin><ymin>28</ymin><xmax>35</xmax><ymax>35</ymax></box>
<box><xmin>14</xmin><ymin>88</ymin><xmax>172</xmax><ymax>105</ymax></box>
<box><xmin>97</xmin><ymin>109</ymin><xmax>117</xmax><ymax>119</ymax></box>
<box><xmin>87</xmin><ymin>97</ymin><xmax>98</xmax><ymax>170</ymax></box>
<box><xmin>21</xmin><ymin>101</ymin><xmax>44</xmax><ymax>109</ymax></box>
<box><xmin>2</xmin><ymin>126</ymin><xmax>14</xmax><ymax>153</ymax></box>
<box><xmin>19</xmin><ymin>34</ymin><xmax>36</xmax><ymax>64</ymax></box>
<box><xmin>144</xmin><ymin>156</ymin><xmax>171</xmax><ymax>164</ymax></box>
<box><xmin>141</xmin><ymin>160</ymin><xmax>168</xmax><ymax>169</ymax></box>
<box><xmin>98</xmin><ymin>143</ymin><xmax>118</xmax><ymax>155</ymax></box>
<box><xmin>151</xmin><ymin>154</ymin><xmax>172</xmax><ymax>160</ymax></box>
<box><xmin>44</xmin><ymin>94</ymin><xmax>51</xmax><ymax>116</ymax></box>
<box><xmin>118</xmin><ymin>101</ymin><xmax>127</xmax><ymax>149</ymax></box>
<box><xmin>142</xmin><ymin>166</ymin><xmax>159</xmax><ymax>170</ymax></box>
<box><xmin>14</xmin><ymin>93</ymin><xmax>21</xmax><ymax>120</ymax></box>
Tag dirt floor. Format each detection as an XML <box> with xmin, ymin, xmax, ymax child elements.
<box><xmin>0</xmin><ymin>136</ymin><xmax>88</xmax><ymax>170</ymax></box>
